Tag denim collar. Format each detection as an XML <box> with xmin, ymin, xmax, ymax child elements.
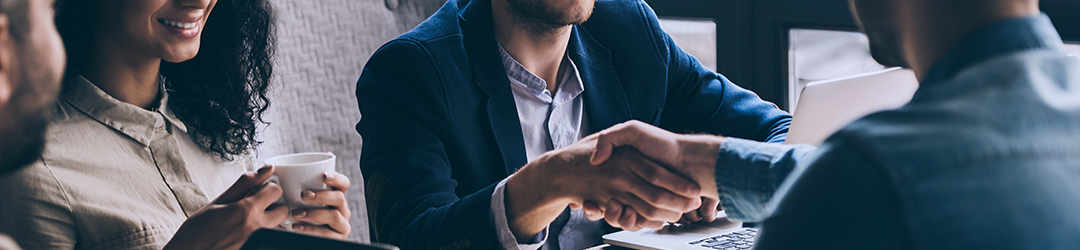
<box><xmin>920</xmin><ymin>14</ymin><xmax>1065</xmax><ymax>87</ymax></box>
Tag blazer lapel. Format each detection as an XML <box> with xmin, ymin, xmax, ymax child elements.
<box><xmin>462</xmin><ymin>0</ymin><xmax>528</xmax><ymax>175</ymax></box>
<box><xmin>569</xmin><ymin>26</ymin><xmax>633</xmax><ymax>133</ymax></box>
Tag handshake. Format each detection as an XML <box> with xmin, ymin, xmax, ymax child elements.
<box><xmin>504</xmin><ymin>120</ymin><xmax>728</xmax><ymax>238</ymax></box>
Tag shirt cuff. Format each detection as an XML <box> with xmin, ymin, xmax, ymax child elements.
<box><xmin>714</xmin><ymin>138</ymin><xmax>816</xmax><ymax>222</ymax></box>
<box><xmin>491</xmin><ymin>177</ymin><xmax>548</xmax><ymax>250</ymax></box>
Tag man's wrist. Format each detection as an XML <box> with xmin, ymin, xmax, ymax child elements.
<box><xmin>676</xmin><ymin>134</ymin><xmax>723</xmax><ymax>198</ymax></box>
<box><xmin>505</xmin><ymin>160</ymin><xmax>570</xmax><ymax>241</ymax></box>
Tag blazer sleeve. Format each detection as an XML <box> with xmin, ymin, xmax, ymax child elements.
<box><xmin>636</xmin><ymin>1</ymin><xmax>814</xmax><ymax>222</ymax></box>
<box><xmin>652</xmin><ymin>26</ymin><xmax>791</xmax><ymax>142</ymax></box>
<box><xmin>356</xmin><ymin>40</ymin><xmax>499</xmax><ymax>250</ymax></box>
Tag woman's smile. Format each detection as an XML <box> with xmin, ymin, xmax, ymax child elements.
<box><xmin>156</xmin><ymin>13</ymin><xmax>203</xmax><ymax>39</ymax></box>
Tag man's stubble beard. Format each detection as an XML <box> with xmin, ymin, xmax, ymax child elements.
<box><xmin>0</xmin><ymin>44</ymin><xmax>58</xmax><ymax>175</ymax></box>
<box><xmin>505</xmin><ymin>0</ymin><xmax>594</xmax><ymax>35</ymax></box>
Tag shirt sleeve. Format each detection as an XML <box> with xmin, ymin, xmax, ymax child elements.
<box><xmin>0</xmin><ymin>161</ymin><xmax>78</xmax><ymax>250</ymax></box>
<box><xmin>490</xmin><ymin>177</ymin><xmax>548</xmax><ymax>250</ymax></box>
<box><xmin>714</xmin><ymin>138</ymin><xmax>816</xmax><ymax>222</ymax></box>
<box><xmin>752</xmin><ymin>136</ymin><xmax>908</xmax><ymax>250</ymax></box>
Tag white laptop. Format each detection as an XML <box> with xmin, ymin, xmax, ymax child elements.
<box><xmin>602</xmin><ymin>211</ymin><xmax>752</xmax><ymax>250</ymax></box>
<box><xmin>601</xmin><ymin>68</ymin><xmax>919</xmax><ymax>250</ymax></box>
<box><xmin>786</xmin><ymin>67</ymin><xmax>919</xmax><ymax>146</ymax></box>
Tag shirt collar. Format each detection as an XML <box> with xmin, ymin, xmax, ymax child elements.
<box><xmin>496</xmin><ymin>41</ymin><xmax>585</xmax><ymax>105</ymax></box>
<box><xmin>61</xmin><ymin>75</ymin><xmax>188</xmax><ymax>146</ymax></box>
<box><xmin>920</xmin><ymin>14</ymin><xmax>1065</xmax><ymax>86</ymax></box>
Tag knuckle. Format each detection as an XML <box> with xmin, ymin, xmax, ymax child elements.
<box><xmin>332</xmin><ymin>191</ymin><xmax>347</xmax><ymax>202</ymax></box>
<box><xmin>644</xmin><ymin>189</ymin><xmax>668</xmax><ymax>204</ymax></box>
<box><xmin>235</xmin><ymin>200</ymin><xmax>255</xmax><ymax>211</ymax></box>
<box><xmin>637</xmin><ymin>206</ymin><xmax>660</xmax><ymax>219</ymax></box>
<box><xmin>643</xmin><ymin>171</ymin><xmax>663</xmax><ymax>184</ymax></box>
<box><xmin>264</xmin><ymin>183</ymin><xmax>283</xmax><ymax>195</ymax></box>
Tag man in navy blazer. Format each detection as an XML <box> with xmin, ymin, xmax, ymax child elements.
<box><xmin>355</xmin><ymin>0</ymin><xmax>810</xmax><ymax>249</ymax></box>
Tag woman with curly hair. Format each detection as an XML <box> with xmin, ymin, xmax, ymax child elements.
<box><xmin>0</xmin><ymin>0</ymin><xmax>352</xmax><ymax>249</ymax></box>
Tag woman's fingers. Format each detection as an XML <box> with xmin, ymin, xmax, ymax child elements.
<box><xmin>291</xmin><ymin>208</ymin><xmax>349</xmax><ymax>238</ymax></box>
<box><xmin>301</xmin><ymin>189</ymin><xmax>350</xmax><ymax>220</ymax></box>
<box><xmin>245</xmin><ymin>182</ymin><xmax>284</xmax><ymax>210</ymax></box>
<box><xmin>293</xmin><ymin>223</ymin><xmax>348</xmax><ymax>240</ymax></box>
<box><xmin>262</xmin><ymin>203</ymin><xmax>290</xmax><ymax>227</ymax></box>
<box><xmin>323</xmin><ymin>172</ymin><xmax>350</xmax><ymax>191</ymax></box>
<box><xmin>215</xmin><ymin>166</ymin><xmax>275</xmax><ymax>204</ymax></box>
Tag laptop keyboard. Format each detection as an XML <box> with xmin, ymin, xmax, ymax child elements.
<box><xmin>687</xmin><ymin>228</ymin><xmax>757</xmax><ymax>249</ymax></box>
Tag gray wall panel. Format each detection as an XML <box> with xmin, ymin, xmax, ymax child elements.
<box><xmin>261</xmin><ymin>0</ymin><xmax>443</xmax><ymax>243</ymax></box>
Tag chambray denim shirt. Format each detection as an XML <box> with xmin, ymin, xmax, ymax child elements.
<box><xmin>751</xmin><ymin>15</ymin><xmax>1080</xmax><ymax>249</ymax></box>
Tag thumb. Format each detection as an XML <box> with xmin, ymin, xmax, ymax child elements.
<box><xmin>582</xmin><ymin>201</ymin><xmax>604</xmax><ymax>221</ymax></box>
<box><xmin>590</xmin><ymin>122</ymin><xmax>642</xmax><ymax>165</ymax></box>
<box><xmin>214</xmin><ymin>165</ymin><xmax>275</xmax><ymax>204</ymax></box>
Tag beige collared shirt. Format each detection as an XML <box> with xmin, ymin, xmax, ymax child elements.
<box><xmin>0</xmin><ymin>76</ymin><xmax>253</xmax><ymax>250</ymax></box>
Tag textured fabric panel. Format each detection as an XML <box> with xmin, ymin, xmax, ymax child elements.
<box><xmin>261</xmin><ymin>0</ymin><xmax>445</xmax><ymax>243</ymax></box>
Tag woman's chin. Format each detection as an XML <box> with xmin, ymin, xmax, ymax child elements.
<box><xmin>162</xmin><ymin>53</ymin><xmax>199</xmax><ymax>63</ymax></box>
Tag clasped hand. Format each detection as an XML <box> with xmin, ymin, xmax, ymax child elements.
<box><xmin>506</xmin><ymin>128</ymin><xmax>723</xmax><ymax>240</ymax></box>
<box><xmin>583</xmin><ymin>120</ymin><xmax>726</xmax><ymax>231</ymax></box>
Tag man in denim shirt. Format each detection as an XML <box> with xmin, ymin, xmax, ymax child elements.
<box><xmin>589</xmin><ymin>0</ymin><xmax>1080</xmax><ymax>248</ymax></box>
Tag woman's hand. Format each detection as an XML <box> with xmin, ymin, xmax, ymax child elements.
<box><xmin>164</xmin><ymin>166</ymin><xmax>290</xmax><ymax>250</ymax></box>
<box><xmin>289</xmin><ymin>171</ymin><xmax>351</xmax><ymax>239</ymax></box>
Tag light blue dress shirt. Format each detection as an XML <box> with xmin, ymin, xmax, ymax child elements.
<box><xmin>489</xmin><ymin>43</ymin><xmax>604</xmax><ymax>250</ymax></box>
<box><xmin>751</xmin><ymin>15</ymin><xmax>1080</xmax><ymax>249</ymax></box>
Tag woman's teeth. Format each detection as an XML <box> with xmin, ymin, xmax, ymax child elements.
<box><xmin>158</xmin><ymin>19</ymin><xmax>197</xmax><ymax>29</ymax></box>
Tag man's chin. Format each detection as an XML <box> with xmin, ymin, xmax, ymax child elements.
<box><xmin>507</xmin><ymin>0</ymin><xmax>594</xmax><ymax>32</ymax></box>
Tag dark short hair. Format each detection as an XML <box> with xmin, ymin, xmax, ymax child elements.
<box><xmin>0</xmin><ymin>0</ymin><xmax>29</xmax><ymax>41</ymax></box>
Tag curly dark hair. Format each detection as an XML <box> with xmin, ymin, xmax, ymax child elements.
<box><xmin>56</xmin><ymin>0</ymin><xmax>276</xmax><ymax>159</ymax></box>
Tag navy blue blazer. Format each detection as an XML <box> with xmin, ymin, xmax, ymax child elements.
<box><xmin>355</xmin><ymin>0</ymin><xmax>792</xmax><ymax>249</ymax></box>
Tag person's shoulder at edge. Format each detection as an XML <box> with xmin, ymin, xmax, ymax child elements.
<box><xmin>387</xmin><ymin>0</ymin><xmax>467</xmax><ymax>45</ymax></box>
<box><xmin>0</xmin><ymin>158</ymin><xmax>77</xmax><ymax>250</ymax></box>
<box><xmin>752</xmin><ymin>120</ymin><xmax>911</xmax><ymax>249</ymax></box>
<box><xmin>827</xmin><ymin>102</ymin><xmax>948</xmax><ymax>157</ymax></box>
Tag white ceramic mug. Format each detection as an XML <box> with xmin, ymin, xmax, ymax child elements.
<box><xmin>264</xmin><ymin>152</ymin><xmax>336</xmax><ymax>231</ymax></box>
